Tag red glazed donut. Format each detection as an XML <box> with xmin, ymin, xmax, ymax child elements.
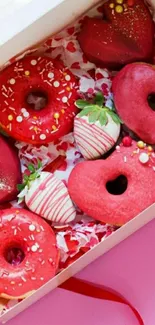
<box><xmin>0</xmin><ymin>208</ymin><xmax>59</xmax><ymax>299</ymax></box>
<box><xmin>0</xmin><ymin>56</ymin><xmax>79</xmax><ymax>144</ymax></box>
<box><xmin>68</xmin><ymin>141</ymin><xmax>155</xmax><ymax>225</ymax></box>
<box><xmin>112</xmin><ymin>63</ymin><xmax>155</xmax><ymax>144</ymax></box>
<box><xmin>0</xmin><ymin>135</ymin><xmax>21</xmax><ymax>203</ymax></box>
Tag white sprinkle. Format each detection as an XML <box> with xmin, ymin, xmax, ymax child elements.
<box><xmin>2</xmin><ymin>85</ymin><xmax>7</xmax><ymax>91</ymax></box>
<box><xmin>41</xmin><ymin>260</ymin><xmax>45</xmax><ymax>265</ymax></box>
<box><xmin>39</xmin><ymin>249</ymin><xmax>43</xmax><ymax>253</ymax></box>
<box><xmin>44</xmin><ymin>80</ymin><xmax>52</xmax><ymax>86</ymax></box>
<box><xmin>40</xmin><ymin>68</ymin><xmax>45</xmax><ymax>75</ymax></box>
<box><xmin>153</xmin><ymin>166</ymin><xmax>155</xmax><ymax>171</ymax></box>
<box><xmin>24</xmin><ymin>238</ymin><xmax>27</xmax><ymax>241</ymax></box>
<box><xmin>40</xmin><ymin>226</ymin><xmax>44</xmax><ymax>231</ymax></box>
<box><xmin>124</xmin><ymin>156</ymin><xmax>127</xmax><ymax>163</ymax></box>
<box><xmin>18</xmin><ymin>283</ymin><xmax>22</xmax><ymax>287</ymax></box>
<box><xmin>139</xmin><ymin>152</ymin><xmax>149</xmax><ymax>164</ymax></box>
<box><xmin>31</xmin><ymin>277</ymin><xmax>36</xmax><ymax>281</ymax></box>
<box><xmin>62</xmin><ymin>96</ymin><xmax>68</xmax><ymax>103</ymax></box>
<box><xmin>30</xmin><ymin>235</ymin><xmax>35</xmax><ymax>241</ymax></box>
<box><xmin>23</xmin><ymin>111</ymin><xmax>30</xmax><ymax>118</ymax></box>
<box><xmin>2</xmin><ymin>92</ymin><xmax>8</xmax><ymax>98</ymax></box>
<box><xmin>11</xmin><ymin>281</ymin><xmax>15</xmax><ymax>285</ymax></box>
<box><xmin>65</xmin><ymin>75</ymin><xmax>71</xmax><ymax>81</ymax></box>
<box><xmin>48</xmin><ymin>72</ymin><xmax>54</xmax><ymax>79</ymax></box>
<box><xmin>53</xmin><ymin>81</ymin><xmax>60</xmax><ymax>88</ymax></box>
<box><xmin>49</xmin><ymin>258</ymin><xmax>53</xmax><ymax>263</ymax></box>
<box><xmin>40</xmin><ymin>134</ymin><xmax>46</xmax><ymax>140</ymax></box>
<box><xmin>31</xmin><ymin>59</ymin><xmax>37</xmax><ymax>66</ymax></box>
<box><xmin>116</xmin><ymin>145</ymin><xmax>120</xmax><ymax>151</ymax></box>
<box><xmin>21</xmin><ymin>108</ymin><xmax>26</xmax><ymax>113</ymax></box>
<box><xmin>32</xmin><ymin>135</ymin><xmax>35</xmax><ymax>140</ymax></box>
<box><xmin>29</xmin><ymin>224</ymin><xmax>36</xmax><ymax>232</ymax></box>
<box><xmin>9</xmin><ymin>106</ymin><xmax>15</xmax><ymax>111</ymax></box>
<box><xmin>31</xmin><ymin>245</ymin><xmax>38</xmax><ymax>252</ymax></box>
<box><xmin>27</xmin><ymin>247</ymin><xmax>30</xmax><ymax>252</ymax></box>
<box><xmin>10</xmin><ymin>78</ymin><xmax>15</xmax><ymax>85</ymax></box>
<box><xmin>4</xmin><ymin>101</ymin><xmax>8</xmax><ymax>105</ymax></box>
<box><xmin>14</xmin><ymin>229</ymin><xmax>17</xmax><ymax>235</ymax></box>
<box><xmin>40</xmin><ymin>277</ymin><xmax>44</xmax><ymax>281</ymax></box>
<box><xmin>16</xmin><ymin>116</ymin><xmax>23</xmax><ymax>123</ymax></box>
<box><xmin>21</xmin><ymin>276</ymin><xmax>26</xmax><ymax>282</ymax></box>
<box><xmin>35</xmin><ymin>242</ymin><xmax>40</xmax><ymax>248</ymax></box>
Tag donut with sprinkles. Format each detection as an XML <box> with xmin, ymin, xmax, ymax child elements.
<box><xmin>0</xmin><ymin>208</ymin><xmax>59</xmax><ymax>299</ymax></box>
<box><xmin>0</xmin><ymin>56</ymin><xmax>79</xmax><ymax>144</ymax></box>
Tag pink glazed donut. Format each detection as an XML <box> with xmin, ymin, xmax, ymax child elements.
<box><xmin>0</xmin><ymin>208</ymin><xmax>59</xmax><ymax>299</ymax></box>
<box><xmin>68</xmin><ymin>141</ymin><xmax>155</xmax><ymax>225</ymax></box>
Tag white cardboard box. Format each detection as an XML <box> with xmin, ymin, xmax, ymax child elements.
<box><xmin>0</xmin><ymin>0</ymin><xmax>155</xmax><ymax>323</ymax></box>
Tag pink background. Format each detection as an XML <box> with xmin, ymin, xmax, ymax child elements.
<box><xmin>6</xmin><ymin>218</ymin><xmax>155</xmax><ymax>325</ymax></box>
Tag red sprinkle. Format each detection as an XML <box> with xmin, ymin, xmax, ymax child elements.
<box><xmin>122</xmin><ymin>136</ymin><xmax>132</xmax><ymax>147</ymax></box>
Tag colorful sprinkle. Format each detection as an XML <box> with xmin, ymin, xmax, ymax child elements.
<box><xmin>21</xmin><ymin>108</ymin><xmax>26</xmax><ymax>113</ymax></box>
<box><xmin>9</xmin><ymin>78</ymin><xmax>15</xmax><ymax>85</ymax></box>
<box><xmin>29</xmin><ymin>224</ymin><xmax>36</xmax><ymax>232</ymax></box>
<box><xmin>65</xmin><ymin>75</ymin><xmax>71</xmax><ymax>81</ymax></box>
<box><xmin>31</xmin><ymin>59</ymin><xmax>37</xmax><ymax>66</ymax></box>
<box><xmin>25</xmin><ymin>71</ymin><xmax>30</xmax><ymax>76</ymax></box>
<box><xmin>109</xmin><ymin>2</ymin><xmax>115</xmax><ymax>8</ymax></box>
<box><xmin>8</xmin><ymin>115</ymin><xmax>13</xmax><ymax>121</ymax></box>
<box><xmin>52</xmin><ymin>125</ymin><xmax>57</xmax><ymax>130</ymax></box>
<box><xmin>116</xmin><ymin>0</ymin><xmax>123</xmax><ymax>4</ymax></box>
<box><xmin>139</xmin><ymin>152</ymin><xmax>149</xmax><ymax>164</ymax></box>
<box><xmin>40</xmin><ymin>134</ymin><xmax>46</xmax><ymax>140</ymax></box>
<box><xmin>62</xmin><ymin>96</ymin><xmax>68</xmax><ymax>103</ymax></box>
<box><xmin>23</xmin><ymin>111</ymin><xmax>30</xmax><ymax>118</ymax></box>
<box><xmin>115</xmin><ymin>4</ymin><xmax>123</xmax><ymax>12</ymax></box>
<box><xmin>53</xmin><ymin>81</ymin><xmax>60</xmax><ymax>88</ymax></box>
<box><xmin>54</xmin><ymin>112</ymin><xmax>60</xmax><ymax>119</ymax></box>
<box><xmin>31</xmin><ymin>244</ymin><xmax>38</xmax><ymax>252</ymax></box>
<box><xmin>48</xmin><ymin>72</ymin><xmax>54</xmax><ymax>79</ymax></box>
<box><xmin>16</xmin><ymin>116</ymin><xmax>23</xmax><ymax>123</ymax></box>
<box><xmin>137</xmin><ymin>141</ymin><xmax>145</xmax><ymax>149</ymax></box>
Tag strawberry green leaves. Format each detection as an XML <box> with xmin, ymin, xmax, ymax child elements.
<box><xmin>75</xmin><ymin>92</ymin><xmax>122</xmax><ymax>126</ymax></box>
<box><xmin>17</xmin><ymin>160</ymin><xmax>42</xmax><ymax>193</ymax></box>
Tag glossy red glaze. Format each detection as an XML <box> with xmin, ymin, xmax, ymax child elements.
<box><xmin>0</xmin><ymin>56</ymin><xmax>79</xmax><ymax>144</ymax></box>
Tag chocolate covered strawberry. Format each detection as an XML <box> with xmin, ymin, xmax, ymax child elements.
<box><xmin>18</xmin><ymin>162</ymin><xmax>76</xmax><ymax>224</ymax></box>
<box><xmin>78</xmin><ymin>0</ymin><xmax>154</xmax><ymax>69</ymax></box>
<box><xmin>74</xmin><ymin>93</ymin><xmax>121</xmax><ymax>159</ymax></box>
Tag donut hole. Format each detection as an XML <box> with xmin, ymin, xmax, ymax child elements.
<box><xmin>147</xmin><ymin>93</ymin><xmax>155</xmax><ymax>111</ymax></box>
<box><xmin>106</xmin><ymin>175</ymin><xmax>128</xmax><ymax>195</ymax></box>
<box><xmin>26</xmin><ymin>90</ymin><xmax>48</xmax><ymax>111</ymax></box>
<box><xmin>4</xmin><ymin>246</ymin><xmax>25</xmax><ymax>266</ymax></box>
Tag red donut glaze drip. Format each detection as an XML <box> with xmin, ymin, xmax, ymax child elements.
<box><xmin>0</xmin><ymin>209</ymin><xmax>59</xmax><ymax>298</ymax></box>
<box><xmin>0</xmin><ymin>56</ymin><xmax>79</xmax><ymax>144</ymax></box>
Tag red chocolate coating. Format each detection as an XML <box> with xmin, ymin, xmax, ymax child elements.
<box><xmin>0</xmin><ymin>56</ymin><xmax>79</xmax><ymax>144</ymax></box>
<box><xmin>68</xmin><ymin>141</ymin><xmax>155</xmax><ymax>225</ymax></box>
<box><xmin>0</xmin><ymin>136</ymin><xmax>21</xmax><ymax>203</ymax></box>
<box><xmin>78</xmin><ymin>0</ymin><xmax>154</xmax><ymax>69</ymax></box>
<box><xmin>0</xmin><ymin>208</ymin><xmax>59</xmax><ymax>299</ymax></box>
<box><xmin>112</xmin><ymin>63</ymin><xmax>155</xmax><ymax>144</ymax></box>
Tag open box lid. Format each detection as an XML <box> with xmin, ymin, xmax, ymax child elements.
<box><xmin>0</xmin><ymin>0</ymin><xmax>101</xmax><ymax>68</ymax></box>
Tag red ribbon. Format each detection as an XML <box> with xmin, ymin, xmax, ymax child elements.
<box><xmin>60</xmin><ymin>277</ymin><xmax>144</xmax><ymax>325</ymax></box>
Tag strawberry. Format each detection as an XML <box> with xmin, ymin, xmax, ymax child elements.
<box><xmin>17</xmin><ymin>161</ymin><xmax>76</xmax><ymax>224</ymax></box>
<box><xmin>78</xmin><ymin>0</ymin><xmax>154</xmax><ymax>69</ymax></box>
<box><xmin>74</xmin><ymin>93</ymin><xmax>121</xmax><ymax>159</ymax></box>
